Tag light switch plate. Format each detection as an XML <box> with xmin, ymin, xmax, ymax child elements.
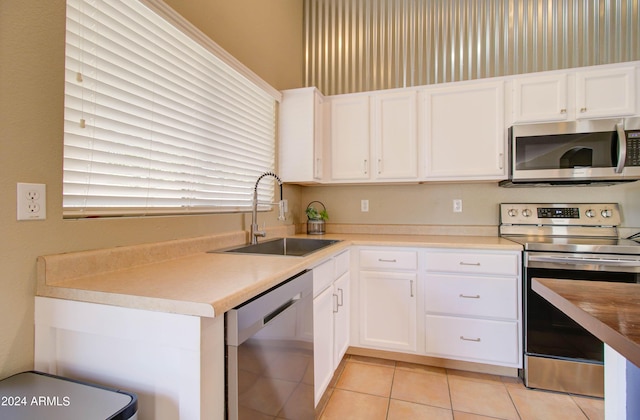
<box><xmin>17</xmin><ymin>183</ymin><xmax>46</xmax><ymax>221</ymax></box>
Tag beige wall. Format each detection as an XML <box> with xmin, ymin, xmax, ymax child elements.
<box><xmin>165</xmin><ymin>0</ymin><xmax>304</xmax><ymax>90</ymax></box>
<box><xmin>0</xmin><ymin>0</ymin><xmax>303</xmax><ymax>379</ymax></box>
<box><xmin>300</xmin><ymin>182</ymin><xmax>640</xmax><ymax>229</ymax></box>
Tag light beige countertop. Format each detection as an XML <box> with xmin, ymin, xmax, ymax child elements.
<box><xmin>37</xmin><ymin>230</ymin><xmax>522</xmax><ymax>318</ymax></box>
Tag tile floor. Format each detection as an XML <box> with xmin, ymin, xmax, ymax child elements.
<box><xmin>317</xmin><ymin>355</ymin><xmax>604</xmax><ymax>420</ymax></box>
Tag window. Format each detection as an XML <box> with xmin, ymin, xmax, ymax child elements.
<box><xmin>63</xmin><ymin>0</ymin><xmax>280</xmax><ymax>218</ymax></box>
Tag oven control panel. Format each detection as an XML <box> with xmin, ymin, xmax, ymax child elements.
<box><xmin>500</xmin><ymin>203</ymin><xmax>620</xmax><ymax>226</ymax></box>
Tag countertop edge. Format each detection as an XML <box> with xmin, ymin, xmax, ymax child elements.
<box><xmin>37</xmin><ymin>285</ymin><xmax>216</xmax><ymax>318</ymax></box>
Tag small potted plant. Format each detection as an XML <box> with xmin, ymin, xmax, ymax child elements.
<box><xmin>306</xmin><ymin>201</ymin><xmax>328</xmax><ymax>235</ymax></box>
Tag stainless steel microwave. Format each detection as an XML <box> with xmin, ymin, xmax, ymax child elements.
<box><xmin>500</xmin><ymin>117</ymin><xmax>640</xmax><ymax>187</ymax></box>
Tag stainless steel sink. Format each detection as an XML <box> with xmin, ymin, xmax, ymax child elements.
<box><xmin>213</xmin><ymin>237</ymin><xmax>340</xmax><ymax>257</ymax></box>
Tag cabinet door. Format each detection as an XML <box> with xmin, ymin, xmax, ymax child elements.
<box><xmin>279</xmin><ymin>88</ymin><xmax>324</xmax><ymax>183</ymax></box>
<box><xmin>330</xmin><ymin>95</ymin><xmax>370</xmax><ymax>181</ymax></box>
<box><xmin>373</xmin><ymin>91</ymin><xmax>418</xmax><ymax>179</ymax></box>
<box><xmin>576</xmin><ymin>67</ymin><xmax>636</xmax><ymax>119</ymax></box>
<box><xmin>333</xmin><ymin>271</ymin><xmax>350</xmax><ymax>368</ymax></box>
<box><xmin>313</xmin><ymin>286</ymin><xmax>334</xmax><ymax>406</ymax></box>
<box><xmin>512</xmin><ymin>74</ymin><xmax>569</xmax><ymax>123</ymax></box>
<box><xmin>359</xmin><ymin>271</ymin><xmax>417</xmax><ymax>352</ymax></box>
<box><xmin>422</xmin><ymin>81</ymin><xmax>505</xmax><ymax>180</ymax></box>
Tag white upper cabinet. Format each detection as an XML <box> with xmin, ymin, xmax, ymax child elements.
<box><xmin>329</xmin><ymin>94</ymin><xmax>371</xmax><ymax>181</ymax></box>
<box><xmin>279</xmin><ymin>88</ymin><xmax>326</xmax><ymax>183</ymax></box>
<box><xmin>329</xmin><ymin>90</ymin><xmax>418</xmax><ymax>182</ymax></box>
<box><xmin>421</xmin><ymin>81</ymin><xmax>506</xmax><ymax>180</ymax></box>
<box><xmin>512</xmin><ymin>74</ymin><xmax>569</xmax><ymax>123</ymax></box>
<box><xmin>279</xmin><ymin>61</ymin><xmax>639</xmax><ymax>185</ymax></box>
<box><xmin>372</xmin><ymin>91</ymin><xmax>419</xmax><ymax>180</ymax></box>
<box><xmin>511</xmin><ymin>64</ymin><xmax>637</xmax><ymax>124</ymax></box>
<box><xmin>576</xmin><ymin>66</ymin><xmax>636</xmax><ymax>119</ymax></box>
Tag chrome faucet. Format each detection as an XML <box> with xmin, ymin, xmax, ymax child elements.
<box><xmin>251</xmin><ymin>172</ymin><xmax>285</xmax><ymax>244</ymax></box>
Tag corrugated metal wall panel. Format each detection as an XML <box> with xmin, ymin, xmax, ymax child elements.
<box><xmin>304</xmin><ymin>0</ymin><xmax>640</xmax><ymax>95</ymax></box>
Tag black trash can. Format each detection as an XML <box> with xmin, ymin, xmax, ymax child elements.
<box><xmin>0</xmin><ymin>371</ymin><xmax>137</xmax><ymax>419</ymax></box>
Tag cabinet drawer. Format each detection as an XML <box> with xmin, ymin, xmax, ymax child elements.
<box><xmin>425</xmin><ymin>315</ymin><xmax>520</xmax><ymax>366</ymax></box>
<box><xmin>313</xmin><ymin>259</ymin><xmax>335</xmax><ymax>297</ymax></box>
<box><xmin>425</xmin><ymin>251</ymin><xmax>519</xmax><ymax>276</ymax></box>
<box><xmin>359</xmin><ymin>249</ymin><xmax>417</xmax><ymax>270</ymax></box>
<box><xmin>425</xmin><ymin>274</ymin><xmax>518</xmax><ymax>319</ymax></box>
<box><xmin>335</xmin><ymin>250</ymin><xmax>350</xmax><ymax>277</ymax></box>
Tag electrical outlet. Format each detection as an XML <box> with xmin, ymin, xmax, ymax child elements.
<box><xmin>361</xmin><ymin>199</ymin><xmax>369</xmax><ymax>212</ymax></box>
<box><xmin>17</xmin><ymin>183</ymin><xmax>46</xmax><ymax>221</ymax></box>
<box><xmin>453</xmin><ymin>199</ymin><xmax>463</xmax><ymax>213</ymax></box>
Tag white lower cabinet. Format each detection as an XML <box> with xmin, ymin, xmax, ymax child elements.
<box><xmin>357</xmin><ymin>248</ymin><xmax>418</xmax><ymax>353</ymax></box>
<box><xmin>313</xmin><ymin>283</ymin><xmax>335</xmax><ymax>405</ymax></box>
<box><xmin>333</xmin><ymin>271</ymin><xmax>350</xmax><ymax>368</ymax></box>
<box><xmin>423</xmin><ymin>249</ymin><xmax>522</xmax><ymax>368</ymax></box>
<box><xmin>425</xmin><ymin>315</ymin><xmax>519</xmax><ymax>365</ymax></box>
<box><xmin>359</xmin><ymin>271</ymin><xmax>417</xmax><ymax>352</ymax></box>
<box><xmin>312</xmin><ymin>250</ymin><xmax>350</xmax><ymax>406</ymax></box>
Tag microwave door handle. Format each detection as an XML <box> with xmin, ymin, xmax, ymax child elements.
<box><xmin>615</xmin><ymin>121</ymin><xmax>627</xmax><ymax>173</ymax></box>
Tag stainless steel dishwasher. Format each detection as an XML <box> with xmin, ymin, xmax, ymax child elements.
<box><xmin>226</xmin><ymin>270</ymin><xmax>314</xmax><ymax>419</ymax></box>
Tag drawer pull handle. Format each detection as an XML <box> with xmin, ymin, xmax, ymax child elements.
<box><xmin>459</xmin><ymin>262</ymin><xmax>481</xmax><ymax>266</ymax></box>
<box><xmin>378</xmin><ymin>258</ymin><xmax>397</xmax><ymax>263</ymax></box>
<box><xmin>460</xmin><ymin>336</ymin><xmax>481</xmax><ymax>342</ymax></box>
<box><xmin>459</xmin><ymin>294</ymin><xmax>480</xmax><ymax>299</ymax></box>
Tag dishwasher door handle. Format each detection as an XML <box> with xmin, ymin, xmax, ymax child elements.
<box><xmin>226</xmin><ymin>270</ymin><xmax>313</xmax><ymax>346</ymax></box>
<box><xmin>263</xmin><ymin>293</ymin><xmax>301</xmax><ymax>325</ymax></box>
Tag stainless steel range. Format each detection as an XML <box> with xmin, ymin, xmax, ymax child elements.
<box><xmin>499</xmin><ymin>203</ymin><xmax>640</xmax><ymax>397</ymax></box>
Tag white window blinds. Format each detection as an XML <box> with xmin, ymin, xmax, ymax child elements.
<box><xmin>63</xmin><ymin>0</ymin><xmax>279</xmax><ymax>218</ymax></box>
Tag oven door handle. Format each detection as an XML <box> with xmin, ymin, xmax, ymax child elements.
<box><xmin>528</xmin><ymin>254</ymin><xmax>640</xmax><ymax>267</ymax></box>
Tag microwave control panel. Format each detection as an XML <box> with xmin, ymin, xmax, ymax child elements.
<box><xmin>627</xmin><ymin>130</ymin><xmax>640</xmax><ymax>166</ymax></box>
